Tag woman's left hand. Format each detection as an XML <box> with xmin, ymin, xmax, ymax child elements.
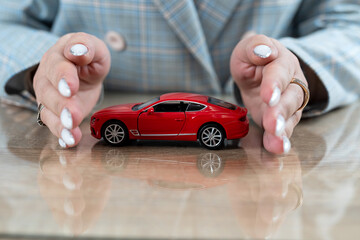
<box><xmin>230</xmin><ymin>34</ymin><xmax>308</xmax><ymax>154</ymax></box>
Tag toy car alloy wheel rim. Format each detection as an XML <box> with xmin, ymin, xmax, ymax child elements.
<box><xmin>105</xmin><ymin>149</ymin><xmax>126</xmax><ymax>168</ymax></box>
<box><xmin>201</xmin><ymin>127</ymin><xmax>222</xmax><ymax>147</ymax></box>
<box><xmin>104</xmin><ymin>124</ymin><xmax>125</xmax><ymax>144</ymax></box>
<box><xmin>199</xmin><ymin>153</ymin><xmax>222</xmax><ymax>174</ymax></box>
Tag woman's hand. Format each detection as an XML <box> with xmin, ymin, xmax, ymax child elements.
<box><xmin>230</xmin><ymin>34</ymin><xmax>308</xmax><ymax>154</ymax></box>
<box><xmin>33</xmin><ymin>32</ymin><xmax>111</xmax><ymax>148</ymax></box>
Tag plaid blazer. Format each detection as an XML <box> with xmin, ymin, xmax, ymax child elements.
<box><xmin>1</xmin><ymin>0</ymin><xmax>360</xmax><ymax>115</ymax></box>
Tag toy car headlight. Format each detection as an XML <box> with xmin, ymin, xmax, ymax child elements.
<box><xmin>91</xmin><ymin>117</ymin><xmax>98</xmax><ymax>124</ymax></box>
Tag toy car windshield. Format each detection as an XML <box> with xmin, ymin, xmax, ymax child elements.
<box><xmin>132</xmin><ymin>96</ymin><xmax>160</xmax><ymax>111</ymax></box>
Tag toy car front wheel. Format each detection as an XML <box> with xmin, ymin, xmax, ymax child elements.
<box><xmin>197</xmin><ymin>152</ymin><xmax>224</xmax><ymax>177</ymax></box>
<box><xmin>198</xmin><ymin>124</ymin><xmax>225</xmax><ymax>150</ymax></box>
<box><xmin>102</xmin><ymin>121</ymin><xmax>129</xmax><ymax>146</ymax></box>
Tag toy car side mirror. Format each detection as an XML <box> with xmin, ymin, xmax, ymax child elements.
<box><xmin>147</xmin><ymin>107</ymin><xmax>154</xmax><ymax>114</ymax></box>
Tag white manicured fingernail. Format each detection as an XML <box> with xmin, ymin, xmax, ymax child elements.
<box><xmin>61</xmin><ymin>128</ymin><xmax>75</xmax><ymax>146</ymax></box>
<box><xmin>70</xmin><ymin>43</ymin><xmax>88</xmax><ymax>56</ymax></box>
<box><xmin>59</xmin><ymin>155</ymin><xmax>67</xmax><ymax>166</ymax></box>
<box><xmin>58</xmin><ymin>78</ymin><xmax>71</xmax><ymax>97</ymax></box>
<box><xmin>64</xmin><ymin>199</ymin><xmax>76</xmax><ymax>216</ymax></box>
<box><xmin>62</xmin><ymin>174</ymin><xmax>76</xmax><ymax>190</ymax></box>
<box><xmin>275</xmin><ymin>115</ymin><xmax>285</xmax><ymax>136</ymax></box>
<box><xmin>283</xmin><ymin>136</ymin><xmax>291</xmax><ymax>154</ymax></box>
<box><xmin>61</xmin><ymin>108</ymin><xmax>73</xmax><ymax>129</ymax></box>
<box><xmin>254</xmin><ymin>45</ymin><xmax>272</xmax><ymax>58</ymax></box>
<box><xmin>269</xmin><ymin>86</ymin><xmax>281</xmax><ymax>107</ymax></box>
<box><xmin>58</xmin><ymin>138</ymin><xmax>67</xmax><ymax>148</ymax></box>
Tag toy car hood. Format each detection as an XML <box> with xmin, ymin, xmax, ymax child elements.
<box><xmin>93</xmin><ymin>103</ymin><xmax>137</xmax><ymax>116</ymax></box>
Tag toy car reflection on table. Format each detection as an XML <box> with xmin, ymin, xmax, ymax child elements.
<box><xmin>90</xmin><ymin>92</ymin><xmax>249</xmax><ymax>150</ymax></box>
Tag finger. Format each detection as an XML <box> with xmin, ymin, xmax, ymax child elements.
<box><xmin>263</xmin><ymin>110</ymin><xmax>300</xmax><ymax>155</ymax></box>
<box><xmin>260</xmin><ymin>47</ymin><xmax>301</xmax><ymax>107</ymax></box>
<box><xmin>39</xmin><ymin>148</ymin><xmax>64</xmax><ymax>183</ymax></box>
<box><xmin>262</xmin><ymin>107</ymin><xmax>301</xmax><ymax>154</ymax></box>
<box><xmin>38</xmin><ymin>175</ymin><xmax>85</xmax><ymax>215</ymax></box>
<box><xmin>263</xmin><ymin>131</ymin><xmax>291</xmax><ymax>155</ymax></box>
<box><xmin>230</xmin><ymin>35</ymin><xmax>279</xmax><ymax>92</ymax></box>
<box><xmin>35</xmin><ymin>77</ymin><xmax>85</xmax><ymax>130</ymax></box>
<box><xmin>39</xmin><ymin>106</ymin><xmax>82</xmax><ymax>147</ymax></box>
<box><xmin>35</xmin><ymin>35</ymin><xmax>80</xmax><ymax>98</ymax></box>
<box><xmin>64</xmin><ymin>32</ymin><xmax>93</xmax><ymax>66</ymax></box>
<box><xmin>63</xmin><ymin>32</ymin><xmax>111</xmax><ymax>80</ymax></box>
<box><xmin>40</xmin><ymin>152</ymin><xmax>83</xmax><ymax>190</ymax></box>
<box><xmin>231</xmin><ymin>34</ymin><xmax>279</xmax><ymax>68</ymax></box>
<box><xmin>44</xmin><ymin>54</ymin><xmax>80</xmax><ymax>98</ymax></box>
<box><xmin>284</xmin><ymin>112</ymin><xmax>302</xmax><ymax>137</ymax></box>
<box><xmin>262</xmin><ymin>77</ymin><xmax>305</xmax><ymax>137</ymax></box>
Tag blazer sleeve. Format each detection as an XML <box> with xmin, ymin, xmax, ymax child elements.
<box><xmin>0</xmin><ymin>0</ymin><xmax>59</xmax><ymax>101</ymax></box>
<box><xmin>280</xmin><ymin>0</ymin><xmax>360</xmax><ymax>117</ymax></box>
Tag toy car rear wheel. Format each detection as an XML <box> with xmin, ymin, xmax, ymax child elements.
<box><xmin>102</xmin><ymin>121</ymin><xmax>129</xmax><ymax>146</ymax></box>
<box><xmin>198</xmin><ymin>124</ymin><xmax>225</xmax><ymax>150</ymax></box>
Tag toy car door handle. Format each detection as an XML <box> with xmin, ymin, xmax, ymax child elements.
<box><xmin>175</xmin><ymin>118</ymin><xmax>184</xmax><ymax>121</ymax></box>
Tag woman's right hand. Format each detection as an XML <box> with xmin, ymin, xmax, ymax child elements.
<box><xmin>33</xmin><ymin>32</ymin><xmax>111</xmax><ymax>148</ymax></box>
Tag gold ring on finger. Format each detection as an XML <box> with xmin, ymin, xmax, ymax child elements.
<box><xmin>290</xmin><ymin>78</ymin><xmax>310</xmax><ymax>112</ymax></box>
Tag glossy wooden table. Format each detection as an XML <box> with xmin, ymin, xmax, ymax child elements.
<box><xmin>1</xmin><ymin>93</ymin><xmax>359</xmax><ymax>240</ymax></box>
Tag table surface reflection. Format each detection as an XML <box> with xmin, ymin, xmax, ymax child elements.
<box><xmin>0</xmin><ymin>93</ymin><xmax>359</xmax><ymax>240</ymax></box>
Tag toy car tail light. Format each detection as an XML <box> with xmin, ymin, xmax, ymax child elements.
<box><xmin>239</xmin><ymin>116</ymin><xmax>247</xmax><ymax>122</ymax></box>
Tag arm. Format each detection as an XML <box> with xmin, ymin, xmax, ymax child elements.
<box><xmin>280</xmin><ymin>0</ymin><xmax>360</xmax><ymax>116</ymax></box>
<box><xmin>0</xmin><ymin>0</ymin><xmax>59</xmax><ymax>103</ymax></box>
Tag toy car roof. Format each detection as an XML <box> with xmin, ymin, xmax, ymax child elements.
<box><xmin>160</xmin><ymin>92</ymin><xmax>208</xmax><ymax>102</ymax></box>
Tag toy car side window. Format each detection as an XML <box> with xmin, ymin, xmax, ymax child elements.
<box><xmin>153</xmin><ymin>101</ymin><xmax>187</xmax><ymax>112</ymax></box>
<box><xmin>186</xmin><ymin>103</ymin><xmax>206</xmax><ymax>112</ymax></box>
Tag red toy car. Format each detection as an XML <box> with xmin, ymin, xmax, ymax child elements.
<box><xmin>90</xmin><ymin>92</ymin><xmax>249</xmax><ymax>150</ymax></box>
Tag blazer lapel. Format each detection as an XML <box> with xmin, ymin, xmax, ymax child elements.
<box><xmin>196</xmin><ymin>0</ymin><xmax>241</xmax><ymax>46</ymax></box>
<box><xmin>153</xmin><ymin>0</ymin><xmax>221</xmax><ymax>92</ymax></box>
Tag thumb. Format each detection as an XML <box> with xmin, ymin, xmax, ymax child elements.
<box><xmin>63</xmin><ymin>32</ymin><xmax>111</xmax><ymax>83</ymax></box>
<box><xmin>232</xmin><ymin>34</ymin><xmax>279</xmax><ymax>67</ymax></box>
